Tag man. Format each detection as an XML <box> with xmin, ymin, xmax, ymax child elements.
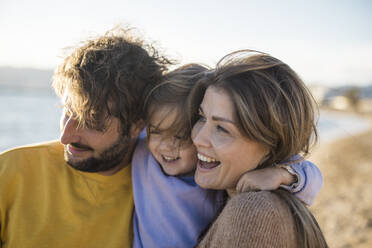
<box><xmin>0</xmin><ymin>27</ymin><xmax>171</xmax><ymax>247</ymax></box>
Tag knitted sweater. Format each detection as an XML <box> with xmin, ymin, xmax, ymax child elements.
<box><xmin>196</xmin><ymin>191</ymin><xmax>298</xmax><ymax>248</ymax></box>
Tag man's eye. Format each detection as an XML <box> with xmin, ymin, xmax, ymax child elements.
<box><xmin>63</xmin><ymin>108</ymin><xmax>70</xmax><ymax>116</ymax></box>
<box><xmin>63</xmin><ymin>108</ymin><xmax>76</xmax><ymax>119</ymax></box>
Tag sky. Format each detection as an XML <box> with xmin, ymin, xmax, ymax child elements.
<box><xmin>0</xmin><ymin>0</ymin><xmax>371</xmax><ymax>87</ymax></box>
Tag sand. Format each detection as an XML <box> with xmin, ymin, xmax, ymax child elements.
<box><xmin>309</xmin><ymin>120</ymin><xmax>372</xmax><ymax>247</ymax></box>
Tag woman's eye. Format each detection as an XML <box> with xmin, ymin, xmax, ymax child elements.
<box><xmin>217</xmin><ymin>125</ymin><xmax>229</xmax><ymax>134</ymax></box>
<box><xmin>197</xmin><ymin>114</ymin><xmax>206</xmax><ymax>123</ymax></box>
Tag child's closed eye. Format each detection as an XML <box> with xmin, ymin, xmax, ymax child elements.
<box><xmin>149</xmin><ymin>127</ymin><xmax>161</xmax><ymax>135</ymax></box>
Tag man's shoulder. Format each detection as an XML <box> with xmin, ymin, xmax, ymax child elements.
<box><xmin>1</xmin><ymin>140</ymin><xmax>63</xmax><ymax>158</ymax></box>
<box><xmin>0</xmin><ymin>140</ymin><xmax>64</xmax><ymax>170</ymax></box>
<box><xmin>0</xmin><ymin>140</ymin><xmax>65</xmax><ymax>190</ymax></box>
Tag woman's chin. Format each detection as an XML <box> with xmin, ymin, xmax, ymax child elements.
<box><xmin>194</xmin><ymin>170</ymin><xmax>209</xmax><ymax>188</ymax></box>
<box><xmin>194</xmin><ymin>169</ymin><xmax>221</xmax><ymax>190</ymax></box>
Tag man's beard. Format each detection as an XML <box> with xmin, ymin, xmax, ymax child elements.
<box><xmin>64</xmin><ymin>134</ymin><xmax>133</xmax><ymax>173</ymax></box>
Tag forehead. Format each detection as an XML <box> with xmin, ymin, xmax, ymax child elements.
<box><xmin>149</xmin><ymin>106</ymin><xmax>179</xmax><ymax>130</ymax></box>
<box><xmin>150</xmin><ymin>106</ymin><xmax>178</xmax><ymax>129</ymax></box>
<box><xmin>61</xmin><ymin>90</ymin><xmax>121</xmax><ymax>131</ymax></box>
<box><xmin>201</xmin><ymin>86</ymin><xmax>235</xmax><ymax>120</ymax></box>
<box><xmin>61</xmin><ymin>89</ymin><xmax>79</xmax><ymax>112</ymax></box>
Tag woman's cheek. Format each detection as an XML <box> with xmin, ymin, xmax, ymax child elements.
<box><xmin>210</xmin><ymin>131</ymin><xmax>234</xmax><ymax>150</ymax></box>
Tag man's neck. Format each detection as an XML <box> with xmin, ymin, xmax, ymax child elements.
<box><xmin>98</xmin><ymin>163</ymin><xmax>127</xmax><ymax>176</ymax></box>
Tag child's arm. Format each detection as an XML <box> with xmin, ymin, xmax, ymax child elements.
<box><xmin>236</xmin><ymin>156</ymin><xmax>323</xmax><ymax>206</ymax></box>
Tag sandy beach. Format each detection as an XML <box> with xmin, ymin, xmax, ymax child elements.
<box><xmin>309</xmin><ymin>112</ymin><xmax>372</xmax><ymax>248</ymax></box>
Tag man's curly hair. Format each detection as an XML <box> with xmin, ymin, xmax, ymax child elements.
<box><xmin>52</xmin><ymin>27</ymin><xmax>172</xmax><ymax>135</ymax></box>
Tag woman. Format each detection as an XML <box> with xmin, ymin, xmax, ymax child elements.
<box><xmin>189</xmin><ymin>50</ymin><xmax>328</xmax><ymax>247</ymax></box>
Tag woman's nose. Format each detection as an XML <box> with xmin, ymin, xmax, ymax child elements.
<box><xmin>191</xmin><ymin>122</ymin><xmax>210</xmax><ymax>148</ymax></box>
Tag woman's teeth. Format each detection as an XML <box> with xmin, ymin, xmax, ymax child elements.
<box><xmin>197</xmin><ymin>153</ymin><xmax>220</xmax><ymax>169</ymax></box>
<box><xmin>197</xmin><ymin>153</ymin><xmax>218</xmax><ymax>163</ymax></box>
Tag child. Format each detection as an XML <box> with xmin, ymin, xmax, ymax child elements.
<box><xmin>132</xmin><ymin>64</ymin><xmax>322</xmax><ymax>248</ymax></box>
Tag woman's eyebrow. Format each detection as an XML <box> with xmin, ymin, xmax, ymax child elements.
<box><xmin>200</xmin><ymin>106</ymin><xmax>235</xmax><ymax>124</ymax></box>
<box><xmin>212</xmin><ymin>116</ymin><xmax>235</xmax><ymax>124</ymax></box>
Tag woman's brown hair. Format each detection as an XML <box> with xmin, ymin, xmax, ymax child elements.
<box><xmin>189</xmin><ymin>50</ymin><xmax>327</xmax><ymax>248</ymax></box>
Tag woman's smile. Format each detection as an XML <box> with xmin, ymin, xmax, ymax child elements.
<box><xmin>192</xmin><ymin>86</ymin><xmax>268</xmax><ymax>190</ymax></box>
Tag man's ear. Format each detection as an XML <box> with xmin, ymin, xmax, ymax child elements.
<box><xmin>130</xmin><ymin>119</ymin><xmax>145</xmax><ymax>139</ymax></box>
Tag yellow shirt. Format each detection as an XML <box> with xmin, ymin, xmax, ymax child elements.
<box><xmin>0</xmin><ymin>141</ymin><xmax>133</xmax><ymax>248</ymax></box>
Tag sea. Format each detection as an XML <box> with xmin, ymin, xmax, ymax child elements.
<box><xmin>0</xmin><ymin>90</ymin><xmax>371</xmax><ymax>153</ymax></box>
<box><xmin>0</xmin><ymin>90</ymin><xmax>61</xmax><ymax>152</ymax></box>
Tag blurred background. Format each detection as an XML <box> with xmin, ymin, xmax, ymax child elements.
<box><xmin>0</xmin><ymin>0</ymin><xmax>371</xmax><ymax>247</ymax></box>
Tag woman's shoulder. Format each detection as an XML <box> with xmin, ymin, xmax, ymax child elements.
<box><xmin>197</xmin><ymin>191</ymin><xmax>297</xmax><ymax>247</ymax></box>
<box><xmin>227</xmin><ymin>191</ymin><xmax>297</xmax><ymax>226</ymax></box>
<box><xmin>221</xmin><ymin>191</ymin><xmax>293</xmax><ymax>226</ymax></box>
<box><xmin>227</xmin><ymin>190</ymin><xmax>290</xmax><ymax>215</ymax></box>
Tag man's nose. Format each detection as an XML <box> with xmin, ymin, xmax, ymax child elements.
<box><xmin>60</xmin><ymin>116</ymin><xmax>80</xmax><ymax>145</ymax></box>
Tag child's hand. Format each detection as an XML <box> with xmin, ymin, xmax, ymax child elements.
<box><xmin>236</xmin><ymin>167</ymin><xmax>297</xmax><ymax>193</ymax></box>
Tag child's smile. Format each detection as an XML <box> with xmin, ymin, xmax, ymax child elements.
<box><xmin>147</xmin><ymin>107</ymin><xmax>197</xmax><ymax>176</ymax></box>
